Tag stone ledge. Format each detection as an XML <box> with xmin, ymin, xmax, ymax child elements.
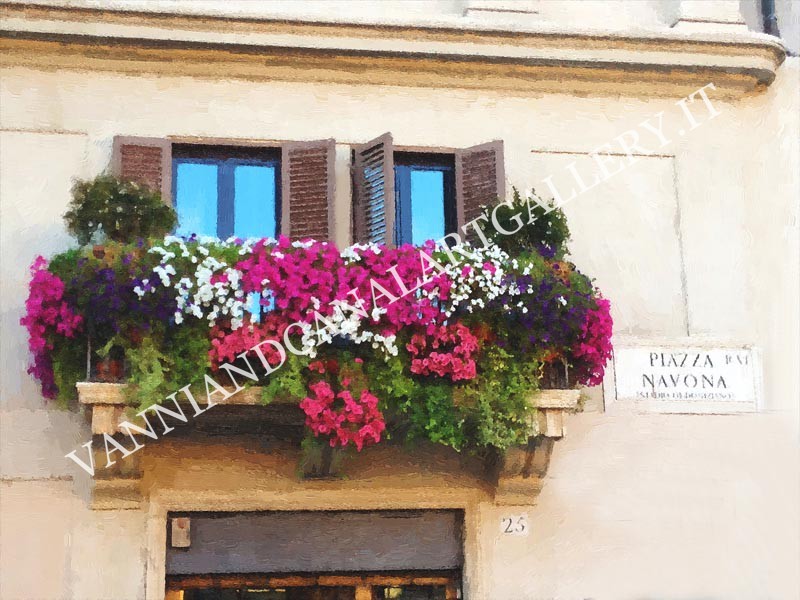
<box><xmin>78</xmin><ymin>382</ymin><xmax>580</xmax><ymax>437</ymax></box>
<box><xmin>0</xmin><ymin>3</ymin><xmax>786</xmax><ymax>97</ymax></box>
<box><xmin>91</xmin><ymin>477</ymin><xmax>142</xmax><ymax>510</ymax></box>
<box><xmin>78</xmin><ymin>382</ymin><xmax>581</xmax><ymax>508</ymax></box>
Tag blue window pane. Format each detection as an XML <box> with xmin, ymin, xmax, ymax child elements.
<box><xmin>245</xmin><ymin>291</ymin><xmax>262</xmax><ymax>322</ymax></box>
<box><xmin>175</xmin><ymin>162</ymin><xmax>218</xmax><ymax>237</ymax></box>
<box><xmin>410</xmin><ymin>169</ymin><xmax>446</xmax><ymax>245</ymax></box>
<box><xmin>234</xmin><ymin>165</ymin><xmax>276</xmax><ymax>239</ymax></box>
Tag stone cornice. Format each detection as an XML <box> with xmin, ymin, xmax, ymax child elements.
<box><xmin>0</xmin><ymin>2</ymin><xmax>787</xmax><ymax>97</ymax></box>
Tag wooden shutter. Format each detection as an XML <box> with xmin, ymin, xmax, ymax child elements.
<box><xmin>111</xmin><ymin>136</ymin><xmax>172</xmax><ymax>202</ymax></box>
<box><xmin>455</xmin><ymin>140</ymin><xmax>505</xmax><ymax>229</ymax></box>
<box><xmin>281</xmin><ymin>139</ymin><xmax>335</xmax><ymax>241</ymax></box>
<box><xmin>352</xmin><ymin>132</ymin><xmax>394</xmax><ymax>245</ymax></box>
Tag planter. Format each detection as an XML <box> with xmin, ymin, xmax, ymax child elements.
<box><xmin>540</xmin><ymin>359</ymin><xmax>570</xmax><ymax>389</ymax></box>
<box><xmin>89</xmin><ymin>340</ymin><xmax>127</xmax><ymax>383</ymax></box>
<box><xmin>93</xmin><ymin>356</ymin><xmax>125</xmax><ymax>382</ymax></box>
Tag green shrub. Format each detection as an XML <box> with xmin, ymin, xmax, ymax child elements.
<box><xmin>486</xmin><ymin>188</ymin><xmax>571</xmax><ymax>259</ymax></box>
<box><xmin>64</xmin><ymin>175</ymin><xmax>177</xmax><ymax>245</ymax></box>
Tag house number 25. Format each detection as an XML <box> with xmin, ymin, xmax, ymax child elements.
<box><xmin>500</xmin><ymin>515</ymin><xmax>529</xmax><ymax>536</ymax></box>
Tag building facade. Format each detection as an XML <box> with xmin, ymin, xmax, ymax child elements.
<box><xmin>1</xmin><ymin>1</ymin><xmax>799</xmax><ymax>599</ymax></box>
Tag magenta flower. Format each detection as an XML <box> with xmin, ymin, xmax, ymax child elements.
<box><xmin>299</xmin><ymin>370</ymin><xmax>385</xmax><ymax>451</ymax></box>
<box><xmin>570</xmin><ymin>297</ymin><xmax>613</xmax><ymax>386</ymax></box>
<box><xmin>20</xmin><ymin>256</ymin><xmax>83</xmax><ymax>399</ymax></box>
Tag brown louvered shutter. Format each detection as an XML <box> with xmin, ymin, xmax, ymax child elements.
<box><xmin>281</xmin><ymin>139</ymin><xmax>335</xmax><ymax>241</ymax></box>
<box><xmin>455</xmin><ymin>140</ymin><xmax>505</xmax><ymax>229</ymax></box>
<box><xmin>352</xmin><ymin>133</ymin><xmax>395</xmax><ymax>245</ymax></box>
<box><xmin>111</xmin><ymin>136</ymin><xmax>172</xmax><ymax>202</ymax></box>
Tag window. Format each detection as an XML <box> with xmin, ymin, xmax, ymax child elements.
<box><xmin>172</xmin><ymin>145</ymin><xmax>281</xmax><ymax>239</ymax></box>
<box><xmin>394</xmin><ymin>153</ymin><xmax>456</xmax><ymax>246</ymax></box>
<box><xmin>352</xmin><ymin>133</ymin><xmax>504</xmax><ymax>247</ymax></box>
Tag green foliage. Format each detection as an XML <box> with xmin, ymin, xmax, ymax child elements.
<box><xmin>121</xmin><ymin>321</ymin><xmax>212</xmax><ymax>411</ymax></box>
<box><xmin>64</xmin><ymin>175</ymin><xmax>177</xmax><ymax>245</ymax></box>
<box><xmin>403</xmin><ymin>382</ymin><xmax>466</xmax><ymax>450</ymax></box>
<box><xmin>261</xmin><ymin>352</ymin><xmax>309</xmax><ymax>404</ymax></box>
<box><xmin>364</xmin><ymin>349</ymin><xmax>536</xmax><ymax>454</ymax></box>
<box><xmin>487</xmin><ymin>188</ymin><xmax>571</xmax><ymax>259</ymax></box>
<box><xmin>167</xmin><ymin>321</ymin><xmax>211</xmax><ymax>389</ymax></box>
<box><xmin>458</xmin><ymin>346</ymin><xmax>538</xmax><ymax>450</ymax></box>
<box><xmin>50</xmin><ymin>336</ymin><xmax>87</xmax><ymax>408</ymax></box>
<box><xmin>365</xmin><ymin>354</ymin><xmax>464</xmax><ymax>450</ymax></box>
<box><xmin>123</xmin><ymin>336</ymin><xmax>174</xmax><ymax>410</ymax></box>
<box><xmin>47</xmin><ymin>248</ymin><xmax>83</xmax><ymax>280</ymax></box>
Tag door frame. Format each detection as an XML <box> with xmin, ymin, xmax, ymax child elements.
<box><xmin>145</xmin><ymin>489</ymin><xmax>486</xmax><ymax>600</ymax></box>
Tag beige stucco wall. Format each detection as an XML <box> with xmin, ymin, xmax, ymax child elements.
<box><xmin>0</xmin><ymin>46</ymin><xmax>798</xmax><ymax>600</ymax></box>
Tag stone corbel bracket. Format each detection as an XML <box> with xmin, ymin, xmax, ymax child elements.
<box><xmin>77</xmin><ymin>382</ymin><xmax>296</xmax><ymax>509</ymax></box>
<box><xmin>493</xmin><ymin>389</ymin><xmax>581</xmax><ymax>505</ymax></box>
<box><xmin>78</xmin><ymin>383</ymin><xmax>143</xmax><ymax>510</ymax></box>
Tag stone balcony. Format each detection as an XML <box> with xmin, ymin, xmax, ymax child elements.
<box><xmin>77</xmin><ymin>382</ymin><xmax>581</xmax><ymax>509</ymax></box>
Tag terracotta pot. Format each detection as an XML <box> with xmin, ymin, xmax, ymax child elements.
<box><xmin>94</xmin><ymin>357</ymin><xmax>124</xmax><ymax>382</ymax></box>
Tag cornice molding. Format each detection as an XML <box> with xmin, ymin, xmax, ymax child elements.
<box><xmin>0</xmin><ymin>2</ymin><xmax>788</xmax><ymax>97</ymax></box>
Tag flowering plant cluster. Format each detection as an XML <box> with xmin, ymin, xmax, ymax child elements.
<box><xmin>407</xmin><ymin>323</ymin><xmax>479</xmax><ymax>382</ymax></box>
<box><xmin>300</xmin><ymin>358</ymin><xmax>385</xmax><ymax>451</ymax></box>
<box><xmin>22</xmin><ymin>200</ymin><xmax>613</xmax><ymax>454</ymax></box>
<box><xmin>20</xmin><ymin>257</ymin><xmax>83</xmax><ymax>399</ymax></box>
<box><xmin>569</xmin><ymin>297</ymin><xmax>614</xmax><ymax>386</ymax></box>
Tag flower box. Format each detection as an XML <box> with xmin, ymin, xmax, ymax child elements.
<box><xmin>25</xmin><ymin>188</ymin><xmax>612</xmax><ymax>470</ymax></box>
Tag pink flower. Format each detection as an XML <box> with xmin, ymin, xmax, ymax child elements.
<box><xmin>235</xmin><ymin>239</ymin><xmax>452</xmax><ymax>340</ymax></box>
<box><xmin>407</xmin><ymin>322</ymin><xmax>480</xmax><ymax>382</ymax></box>
<box><xmin>209</xmin><ymin>315</ymin><xmax>287</xmax><ymax>369</ymax></box>
<box><xmin>570</xmin><ymin>297</ymin><xmax>613</xmax><ymax>386</ymax></box>
<box><xmin>300</xmin><ymin>379</ymin><xmax>385</xmax><ymax>451</ymax></box>
<box><xmin>20</xmin><ymin>257</ymin><xmax>83</xmax><ymax>399</ymax></box>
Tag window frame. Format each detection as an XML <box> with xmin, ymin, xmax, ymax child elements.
<box><xmin>393</xmin><ymin>151</ymin><xmax>456</xmax><ymax>246</ymax></box>
<box><xmin>171</xmin><ymin>144</ymin><xmax>282</xmax><ymax>239</ymax></box>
